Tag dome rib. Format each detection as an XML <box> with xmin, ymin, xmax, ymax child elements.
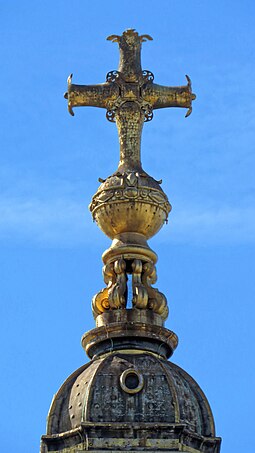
<box><xmin>158</xmin><ymin>358</ymin><xmax>180</xmax><ymax>423</ymax></box>
<box><xmin>82</xmin><ymin>355</ymin><xmax>111</xmax><ymax>423</ymax></box>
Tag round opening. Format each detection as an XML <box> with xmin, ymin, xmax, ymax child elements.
<box><xmin>120</xmin><ymin>369</ymin><xmax>144</xmax><ymax>394</ymax></box>
<box><xmin>125</xmin><ymin>372</ymin><xmax>139</xmax><ymax>390</ymax></box>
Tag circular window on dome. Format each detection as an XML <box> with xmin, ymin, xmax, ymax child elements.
<box><xmin>120</xmin><ymin>369</ymin><xmax>144</xmax><ymax>394</ymax></box>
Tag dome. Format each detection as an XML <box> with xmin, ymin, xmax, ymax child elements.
<box><xmin>47</xmin><ymin>352</ymin><xmax>215</xmax><ymax>438</ymax></box>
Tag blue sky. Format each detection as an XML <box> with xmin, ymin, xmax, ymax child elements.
<box><xmin>1</xmin><ymin>1</ymin><xmax>255</xmax><ymax>452</ymax></box>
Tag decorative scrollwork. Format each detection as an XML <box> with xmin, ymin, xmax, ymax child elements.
<box><xmin>92</xmin><ymin>259</ymin><xmax>127</xmax><ymax>318</ymax></box>
<box><xmin>92</xmin><ymin>262</ymin><xmax>116</xmax><ymax>318</ymax></box>
<box><xmin>107</xmin><ymin>30</ymin><xmax>153</xmax><ymax>45</ymax></box>
<box><xmin>141</xmin><ymin>262</ymin><xmax>169</xmax><ymax>320</ymax></box>
<box><xmin>141</xmin><ymin>103</ymin><xmax>154</xmax><ymax>122</ymax></box>
<box><xmin>108</xmin><ymin>259</ymin><xmax>127</xmax><ymax>309</ymax></box>
<box><xmin>106</xmin><ymin>109</ymin><xmax>116</xmax><ymax>122</ymax></box>
<box><xmin>89</xmin><ymin>171</ymin><xmax>171</xmax><ymax>219</ymax></box>
<box><xmin>132</xmin><ymin>260</ymin><xmax>148</xmax><ymax>309</ymax></box>
<box><xmin>92</xmin><ymin>257</ymin><xmax>168</xmax><ymax>320</ymax></box>
<box><xmin>142</xmin><ymin>70</ymin><xmax>154</xmax><ymax>82</ymax></box>
<box><xmin>106</xmin><ymin>70</ymin><xmax>120</xmax><ymax>83</ymax></box>
<box><xmin>144</xmin><ymin>110</ymin><xmax>153</xmax><ymax>122</ymax></box>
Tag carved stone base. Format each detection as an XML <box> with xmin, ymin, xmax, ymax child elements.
<box><xmin>41</xmin><ymin>422</ymin><xmax>221</xmax><ymax>453</ymax></box>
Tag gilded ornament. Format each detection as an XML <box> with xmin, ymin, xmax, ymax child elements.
<box><xmin>64</xmin><ymin>29</ymin><xmax>196</xmax><ymax>321</ymax></box>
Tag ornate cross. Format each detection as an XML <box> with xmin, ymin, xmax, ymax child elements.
<box><xmin>64</xmin><ymin>29</ymin><xmax>196</xmax><ymax>171</ymax></box>
<box><xmin>64</xmin><ymin>29</ymin><xmax>196</xmax><ymax>321</ymax></box>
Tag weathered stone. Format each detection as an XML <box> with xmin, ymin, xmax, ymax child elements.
<box><xmin>41</xmin><ymin>353</ymin><xmax>220</xmax><ymax>453</ymax></box>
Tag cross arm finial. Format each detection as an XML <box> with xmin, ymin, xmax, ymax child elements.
<box><xmin>63</xmin><ymin>74</ymin><xmax>119</xmax><ymax>116</ymax></box>
<box><xmin>107</xmin><ymin>29</ymin><xmax>152</xmax><ymax>82</ymax></box>
<box><xmin>143</xmin><ymin>75</ymin><xmax>196</xmax><ymax>118</ymax></box>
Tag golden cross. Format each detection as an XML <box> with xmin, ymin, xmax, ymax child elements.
<box><xmin>64</xmin><ymin>29</ymin><xmax>196</xmax><ymax>170</ymax></box>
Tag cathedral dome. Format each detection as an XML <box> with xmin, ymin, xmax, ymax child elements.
<box><xmin>47</xmin><ymin>352</ymin><xmax>215</xmax><ymax>438</ymax></box>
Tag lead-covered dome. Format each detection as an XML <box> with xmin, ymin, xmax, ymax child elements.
<box><xmin>47</xmin><ymin>352</ymin><xmax>216</xmax><ymax>438</ymax></box>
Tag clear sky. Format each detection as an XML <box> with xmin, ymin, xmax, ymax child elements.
<box><xmin>1</xmin><ymin>1</ymin><xmax>255</xmax><ymax>452</ymax></box>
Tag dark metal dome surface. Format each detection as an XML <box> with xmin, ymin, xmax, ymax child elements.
<box><xmin>47</xmin><ymin>352</ymin><xmax>215</xmax><ymax>438</ymax></box>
